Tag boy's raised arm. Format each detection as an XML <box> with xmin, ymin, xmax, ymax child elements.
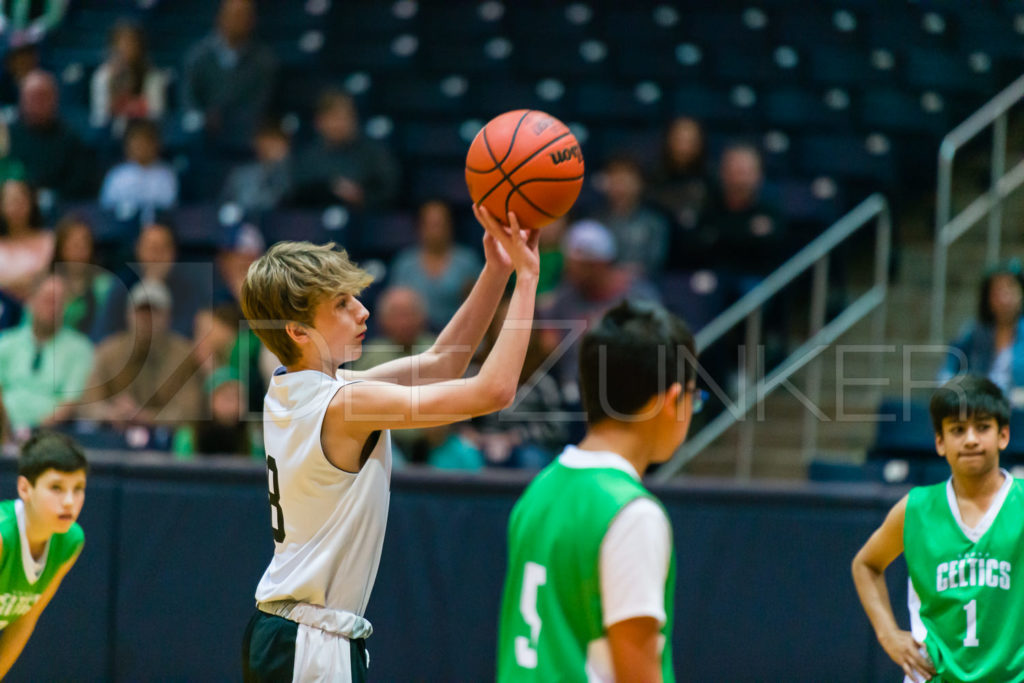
<box><xmin>851</xmin><ymin>495</ymin><xmax>936</xmax><ymax>681</ymax></box>
<box><xmin>345</xmin><ymin>209</ymin><xmax>515</xmax><ymax>386</ymax></box>
<box><xmin>324</xmin><ymin>210</ymin><xmax>539</xmax><ymax>455</ymax></box>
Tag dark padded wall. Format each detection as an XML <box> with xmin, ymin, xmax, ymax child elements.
<box><xmin>0</xmin><ymin>458</ymin><xmax>910</xmax><ymax>682</ymax></box>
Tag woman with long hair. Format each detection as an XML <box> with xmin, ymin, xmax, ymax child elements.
<box><xmin>90</xmin><ymin>20</ymin><xmax>167</xmax><ymax>129</ymax></box>
<box><xmin>50</xmin><ymin>214</ymin><xmax>113</xmax><ymax>334</ymax></box>
<box><xmin>0</xmin><ymin>179</ymin><xmax>50</xmax><ymax>299</ymax></box>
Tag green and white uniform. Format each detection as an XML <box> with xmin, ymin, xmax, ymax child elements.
<box><xmin>0</xmin><ymin>499</ymin><xmax>83</xmax><ymax>629</ymax></box>
<box><xmin>904</xmin><ymin>471</ymin><xmax>1024</xmax><ymax>683</ymax></box>
<box><xmin>498</xmin><ymin>447</ymin><xmax>675</xmax><ymax>682</ymax></box>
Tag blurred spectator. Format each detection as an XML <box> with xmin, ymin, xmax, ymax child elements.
<box><xmin>939</xmin><ymin>260</ymin><xmax>1024</xmax><ymax>407</ymax></box>
<box><xmin>648</xmin><ymin>116</ymin><xmax>709</xmax><ymax>232</ymax></box>
<box><xmin>0</xmin><ymin>0</ymin><xmax>66</xmax><ymax>45</ymax></box>
<box><xmin>220</xmin><ymin>121</ymin><xmax>291</xmax><ymax>214</ymax></box>
<box><xmin>214</xmin><ymin>222</ymin><xmax>265</xmax><ymax>304</ymax></box>
<box><xmin>0</xmin><ymin>273</ymin><xmax>93</xmax><ymax>430</ymax></box>
<box><xmin>91</xmin><ymin>221</ymin><xmax>209</xmax><ymax>341</ymax></box>
<box><xmin>468</xmin><ymin>297</ymin><xmax>568</xmax><ymax>469</ymax></box>
<box><xmin>90</xmin><ymin>20</ymin><xmax>168</xmax><ymax>130</ymax></box>
<box><xmin>181</xmin><ymin>0</ymin><xmax>277</xmax><ymax>149</ymax></box>
<box><xmin>290</xmin><ymin>89</ymin><xmax>400</xmax><ymax>210</ymax></box>
<box><xmin>349</xmin><ymin>286</ymin><xmax>435</xmax><ymax>461</ymax></box>
<box><xmin>0</xmin><ymin>178</ymin><xmax>51</xmax><ymax>298</ymax></box>
<box><xmin>697</xmin><ymin>144</ymin><xmax>786</xmax><ymax>278</ymax></box>
<box><xmin>537</xmin><ymin>215</ymin><xmax>567</xmax><ymax>296</ymax></box>
<box><xmin>0</xmin><ymin>119</ymin><xmax>25</xmax><ymax>183</ymax></box>
<box><xmin>172</xmin><ymin>367</ymin><xmax>260</xmax><ymax>458</ymax></box>
<box><xmin>8</xmin><ymin>69</ymin><xmax>93</xmax><ymax>199</ymax></box>
<box><xmin>592</xmin><ymin>157</ymin><xmax>670</xmax><ymax>277</ymax></box>
<box><xmin>389</xmin><ymin>199</ymin><xmax>481</xmax><ymax>331</ymax></box>
<box><xmin>423</xmin><ymin>424</ymin><xmax>484</xmax><ymax>470</ymax></box>
<box><xmin>0</xmin><ymin>42</ymin><xmax>37</xmax><ymax>104</ymax></box>
<box><xmin>76</xmin><ymin>279</ymin><xmax>203</xmax><ymax>426</ymax></box>
<box><xmin>351</xmin><ymin>286</ymin><xmax>435</xmax><ymax>371</ymax></box>
<box><xmin>50</xmin><ymin>213</ymin><xmax>114</xmax><ymax>335</ymax></box>
<box><xmin>99</xmin><ymin>118</ymin><xmax>178</xmax><ymax>215</ymax></box>
<box><xmin>191</xmin><ymin>304</ymin><xmax>240</xmax><ymax>378</ymax></box>
<box><xmin>538</xmin><ymin>220</ymin><xmax>659</xmax><ymax>388</ymax></box>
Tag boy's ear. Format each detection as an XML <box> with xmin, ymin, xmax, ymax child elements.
<box><xmin>935</xmin><ymin>433</ymin><xmax>946</xmax><ymax>457</ymax></box>
<box><xmin>284</xmin><ymin>321</ymin><xmax>308</xmax><ymax>345</ymax></box>
<box><xmin>998</xmin><ymin>424</ymin><xmax>1010</xmax><ymax>451</ymax></box>
<box><xmin>16</xmin><ymin>475</ymin><xmax>31</xmax><ymax>501</ymax></box>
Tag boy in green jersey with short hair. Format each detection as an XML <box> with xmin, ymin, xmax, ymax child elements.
<box><xmin>0</xmin><ymin>431</ymin><xmax>86</xmax><ymax>676</ymax></box>
<box><xmin>853</xmin><ymin>375</ymin><xmax>1024</xmax><ymax>683</ymax></box>
<box><xmin>498</xmin><ymin>300</ymin><xmax>699</xmax><ymax>682</ymax></box>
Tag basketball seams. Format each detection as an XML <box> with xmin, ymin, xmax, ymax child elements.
<box><xmin>477</xmin><ymin>131</ymin><xmax>573</xmax><ymax>207</ymax></box>
<box><xmin>469</xmin><ymin>110</ymin><xmax>533</xmax><ymax>175</ymax></box>
<box><xmin>504</xmin><ymin>174</ymin><xmax>585</xmax><ymax>220</ymax></box>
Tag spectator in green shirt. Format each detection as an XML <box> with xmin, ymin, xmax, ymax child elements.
<box><xmin>0</xmin><ymin>273</ymin><xmax>93</xmax><ymax>430</ymax></box>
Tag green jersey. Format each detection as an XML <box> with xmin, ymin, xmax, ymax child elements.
<box><xmin>497</xmin><ymin>449</ymin><xmax>675</xmax><ymax>682</ymax></box>
<box><xmin>0</xmin><ymin>499</ymin><xmax>83</xmax><ymax>629</ymax></box>
<box><xmin>903</xmin><ymin>473</ymin><xmax>1024</xmax><ymax>682</ymax></box>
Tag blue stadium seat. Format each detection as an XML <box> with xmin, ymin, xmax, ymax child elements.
<box><xmin>418</xmin><ymin>4</ymin><xmax>503</xmax><ymax>40</ymax></box>
<box><xmin>377</xmin><ymin>77</ymin><xmax>468</xmax><ymax>118</ymax></box>
<box><xmin>408</xmin><ymin>162</ymin><xmax>470</xmax><ymax>206</ymax></box>
<box><xmin>778</xmin><ymin>177</ymin><xmax>843</xmax><ymax>228</ymax></box>
<box><xmin>806</xmin><ymin>44</ymin><xmax>894</xmax><ymax>88</ymax></box>
<box><xmin>905</xmin><ymin>48</ymin><xmax>993</xmax><ymax>95</ymax></box>
<box><xmin>670</xmin><ymin>84</ymin><xmax>759</xmax><ymax>128</ymax></box>
<box><xmin>658</xmin><ymin>270</ymin><xmax>728</xmax><ymax>332</ymax></box>
<box><xmin>798</xmin><ymin>134</ymin><xmax>898</xmax><ymax>189</ymax></box>
<box><xmin>860</xmin><ymin>88</ymin><xmax>950</xmax><ymax>136</ymax></box>
<box><xmin>422</xmin><ymin>39</ymin><xmax>515</xmax><ymax>76</ymax></box>
<box><xmin>870</xmin><ymin>398</ymin><xmax>935</xmax><ymax>459</ymax></box>
<box><xmin>261</xmin><ymin>209</ymin><xmax>329</xmax><ymax>246</ymax></box>
<box><xmin>360</xmin><ymin>211</ymin><xmax>417</xmax><ymax>257</ymax></box>
<box><xmin>762</xmin><ymin>88</ymin><xmax>854</xmax><ymax>130</ymax></box>
<box><xmin>468</xmin><ymin>80</ymin><xmax>570</xmax><ymax>121</ymax></box>
<box><xmin>329</xmin><ymin>1</ymin><xmax>416</xmax><ymax>41</ymax></box>
<box><xmin>807</xmin><ymin>460</ymin><xmax>869</xmax><ymax>483</ymax></box>
<box><xmin>573</xmin><ymin>81</ymin><xmax>665</xmax><ymax>123</ymax></box>
<box><xmin>170</xmin><ymin>204</ymin><xmax>226</xmax><ymax>248</ymax></box>
<box><xmin>397</xmin><ymin>121</ymin><xmax>470</xmax><ymax>162</ymax></box>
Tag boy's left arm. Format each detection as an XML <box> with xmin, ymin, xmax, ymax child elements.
<box><xmin>0</xmin><ymin>549</ymin><xmax>81</xmax><ymax>677</ymax></box>
<box><xmin>345</xmin><ymin>228</ymin><xmax>515</xmax><ymax>386</ymax></box>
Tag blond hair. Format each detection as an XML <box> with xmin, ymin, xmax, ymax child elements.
<box><xmin>240</xmin><ymin>241</ymin><xmax>373</xmax><ymax>365</ymax></box>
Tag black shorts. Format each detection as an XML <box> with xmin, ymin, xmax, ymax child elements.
<box><xmin>242</xmin><ymin>610</ymin><xmax>369</xmax><ymax>682</ymax></box>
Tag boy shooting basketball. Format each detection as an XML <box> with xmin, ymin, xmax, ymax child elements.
<box><xmin>497</xmin><ymin>300</ymin><xmax>699</xmax><ymax>682</ymax></box>
<box><xmin>852</xmin><ymin>375</ymin><xmax>1024</xmax><ymax>682</ymax></box>
<box><xmin>0</xmin><ymin>431</ymin><xmax>87</xmax><ymax>676</ymax></box>
<box><xmin>240</xmin><ymin>206</ymin><xmax>539</xmax><ymax>681</ymax></box>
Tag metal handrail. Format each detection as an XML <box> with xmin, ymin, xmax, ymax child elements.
<box><xmin>654</xmin><ymin>194</ymin><xmax>891</xmax><ymax>481</ymax></box>
<box><xmin>930</xmin><ymin>72</ymin><xmax>1024</xmax><ymax>343</ymax></box>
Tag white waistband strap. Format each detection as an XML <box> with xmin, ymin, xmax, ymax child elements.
<box><xmin>257</xmin><ymin>600</ymin><xmax>374</xmax><ymax>640</ymax></box>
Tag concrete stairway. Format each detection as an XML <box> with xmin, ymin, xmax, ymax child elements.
<box><xmin>681</xmin><ymin>190</ymin><xmax>1024</xmax><ymax>480</ymax></box>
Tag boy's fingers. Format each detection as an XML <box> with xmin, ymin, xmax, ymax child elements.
<box><xmin>508</xmin><ymin>211</ymin><xmax>522</xmax><ymax>233</ymax></box>
<box><xmin>526</xmin><ymin>228</ymin><xmax>541</xmax><ymax>250</ymax></box>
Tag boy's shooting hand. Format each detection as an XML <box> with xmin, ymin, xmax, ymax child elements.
<box><xmin>473</xmin><ymin>205</ymin><xmax>540</xmax><ymax>280</ymax></box>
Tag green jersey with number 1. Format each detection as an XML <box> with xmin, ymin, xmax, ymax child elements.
<box><xmin>497</xmin><ymin>459</ymin><xmax>675</xmax><ymax>682</ymax></box>
<box><xmin>903</xmin><ymin>474</ymin><xmax>1024</xmax><ymax>682</ymax></box>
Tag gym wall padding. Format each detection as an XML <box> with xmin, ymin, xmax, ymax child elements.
<box><xmin>0</xmin><ymin>455</ymin><xmax>910</xmax><ymax>682</ymax></box>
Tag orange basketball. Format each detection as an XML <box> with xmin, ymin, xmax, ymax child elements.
<box><xmin>465</xmin><ymin>110</ymin><xmax>584</xmax><ymax>230</ymax></box>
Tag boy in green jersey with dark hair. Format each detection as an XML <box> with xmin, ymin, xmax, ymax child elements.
<box><xmin>0</xmin><ymin>430</ymin><xmax>86</xmax><ymax>676</ymax></box>
<box><xmin>498</xmin><ymin>300</ymin><xmax>699</xmax><ymax>682</ymax></box>
<box><xmin>853</xmin><ymin>375</ymin><xmax>1024</xmax><ymax>683</ymax></box>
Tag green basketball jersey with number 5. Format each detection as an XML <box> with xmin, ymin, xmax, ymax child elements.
<box><xmin>497</xmin><ymin>461</ymin><xmax>675</xmax><ymax>682</ymax></box>
<box><xmin>904</xmin><ymin>476</ymin><xmax>1024</xmax><ymax>682</ymax></box>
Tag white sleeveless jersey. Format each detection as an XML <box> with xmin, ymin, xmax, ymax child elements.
<box><xmin>254</xmin><ymin>367</ymin><xmax>392</xmax><ymax>617</ymax></box>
